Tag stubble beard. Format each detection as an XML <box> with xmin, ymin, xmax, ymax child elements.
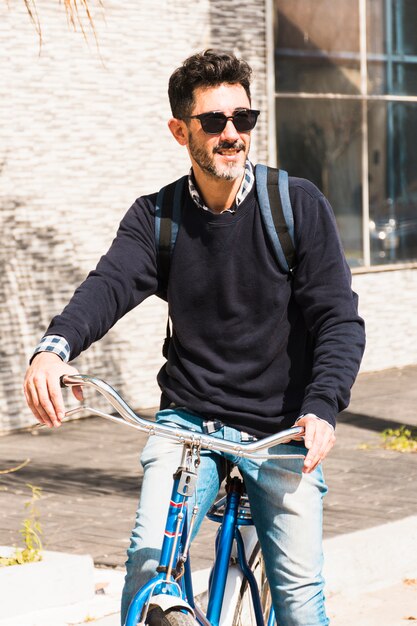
<box><xmin>188</xmin><ymin>132</ymin><xmax>248</xmax><ymax>181</ymax></box>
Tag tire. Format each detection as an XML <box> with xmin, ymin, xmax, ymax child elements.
<box><xmin>164</xmin><ymin>609</ymin><xmax>199</xmax><ymax>626</ymax></box>
<box><xmin>233</xmin><ymin>542</ymin><xmax>274</xmax><ymax>626</ymax></box>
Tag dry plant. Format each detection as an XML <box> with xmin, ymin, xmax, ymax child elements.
<box><xmin>0</xmin><ymin>458</ymin><xmax>31</xmax><ymax>475</ymax></box>
<box><xmin>19</xmin><ymin>0</ymin><xmax>104</xmax><ymax>49</ymax></box>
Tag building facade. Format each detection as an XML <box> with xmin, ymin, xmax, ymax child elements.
<box><xmin>272</xmin><ymin>0</ymin><xmax>417</xmax><ymax>369</ymax></box>
<box><xmin>0</xmin><ymin>0</ymin><xmax>416</xmax><ymax>431</ymax></box>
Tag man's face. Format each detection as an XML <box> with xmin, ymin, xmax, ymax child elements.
<box><xmin>185</xmin><ymin>83</ymin><xmax>252</xmax><ymax>181</ymax></box>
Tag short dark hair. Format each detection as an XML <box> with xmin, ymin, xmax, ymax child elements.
<box><xmin>168</xmin><ymin>49</ymin><xmax>253</xmax><ymax>119</ymax></box>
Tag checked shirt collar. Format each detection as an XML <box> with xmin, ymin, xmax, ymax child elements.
<box><xmin>188</xmin><ymin>160</ymin><xmax>254</xmax><ymax>214</ymax></box>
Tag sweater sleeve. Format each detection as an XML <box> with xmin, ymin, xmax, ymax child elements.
<box><xmin>290</xmin><ymin>180</ymin><xmax>366</xmax><ymax>427</ymax></box>
<box><xmin>44</xmin><ymin>195</ymin><xmax>159</xmax><ymax>360</ymax></box>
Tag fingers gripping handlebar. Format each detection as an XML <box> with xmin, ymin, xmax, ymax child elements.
<box><xmin>60</xmin><ymin>374</ymin><xmax>305</xmax><ymax>460</ymax></box>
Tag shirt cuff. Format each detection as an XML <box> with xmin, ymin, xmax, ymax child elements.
<box><xmin>295</xmin><ymin>413</ymin><xmax>335</xmax><ymax>432</ymax></box>
<box><xmin>32</xmin><ymin>335</ymin><xmax>71</xmax><ymax>363</ymax></box>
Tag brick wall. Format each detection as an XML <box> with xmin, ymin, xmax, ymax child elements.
<box><xmin>1</xmin><ymin>3</ymin><xmax>416</xmax><ymax>433</ymax></box>
<box><xmin>0</xmin><ymin>0</ymin><xmax>268</xmax><ymax>431</ymax></box>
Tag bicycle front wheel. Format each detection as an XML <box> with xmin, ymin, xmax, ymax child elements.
<box><xmin>233</xmin><ymin>541</ymin><xmax>274</xmax><ymax>626</ymax></box>
<box><xmin>165</xmin><ymin>609</ymin><xmax>199</xmax><ymax>626</ymax></box>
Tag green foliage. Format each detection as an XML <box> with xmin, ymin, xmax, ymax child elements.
<box><xmin>381</xmin><ymin>426</ymin><xmax>417</xmax><ymax>453</ymax></box>
<box><xmin>359</xmin><ymin>425</ymin><xmax>417</xmax><ymax>453</ymax></box>
<box><xmin>0</xmin><ymin>483</ymin><xmax>43</xmax><ymax>567</ymax></box>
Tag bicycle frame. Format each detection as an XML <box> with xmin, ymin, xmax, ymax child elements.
<box><xmin>206</xmin><ymin>477</ymin><xmax>275</xmax><ymax>626</ymax></box>
<box><xmin>125</xmin><ymin>445</ymin><xmax>275</xmax><ymax>626</ymax></box>
<box><xmin>60</xmin><ymin>375</ymin><xmax>305</xmax><ymax>626</ymax></box>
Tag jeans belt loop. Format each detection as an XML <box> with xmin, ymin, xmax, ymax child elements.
<box><xmin>202</xmin><ymin>419</ymin><xmax>223</xmax><ymax>434</ymax></box>
<box><xmin>201</xmin><ymin>418</ymin><xmax>258</xmax><ymax>442</ymax></box>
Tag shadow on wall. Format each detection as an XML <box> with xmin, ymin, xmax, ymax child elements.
<box><xmin>0</xmin><ymin>195</ymin><xmax>124</xmax><ymax>432</ymax></box>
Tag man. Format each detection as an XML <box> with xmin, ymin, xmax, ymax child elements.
<box><xmin>24</xmin><ymin>49</ymin><xmax>365</xmax><ymax>625</ymax></box>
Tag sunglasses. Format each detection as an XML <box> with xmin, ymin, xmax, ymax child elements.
<box><xmin>185</xmin><ymin>109</ymin><xmax>260</xmax><ymax>134</ymax></box>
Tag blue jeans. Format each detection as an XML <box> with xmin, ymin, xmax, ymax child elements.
<box><xmin>121</xmin><ymin>408</ymin><xmax>329</xmax><ymax>626</ymax></box>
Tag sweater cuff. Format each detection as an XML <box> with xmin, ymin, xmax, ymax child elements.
<box><xmin>299</xmin><ymin>398</ymin><xmax>337</xmax><ymax>429</ymax></box>
<box><xmin>31</xmin><ymin>335</ymin><xmax>71</xmax><ymax>363</ymax></box>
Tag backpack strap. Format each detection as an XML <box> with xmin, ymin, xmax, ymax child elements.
<box><xmin>155</xmin><ymin>175</ymin><xmax>186</xmax><ymax>358</ymax></box>
<box><xmin>155</xmin><ymin>175</ymin><xmax>187</xmax><ymax>290</ymax></box>
<box><xmin>255</xmin><ymin>164</ymin><xmax>296</xmax><ymax>274</ymax></box>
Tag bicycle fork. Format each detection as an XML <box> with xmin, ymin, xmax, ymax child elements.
<box><xmin>125</xmin><ymin>443</ymin><xmax>200</xmax><ymax>626</ymax></box>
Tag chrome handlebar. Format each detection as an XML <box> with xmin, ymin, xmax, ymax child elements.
<box><xmin>61</xmin><ymin>374</ymin><xmax>305</xmax><ymax>460</ymax></box>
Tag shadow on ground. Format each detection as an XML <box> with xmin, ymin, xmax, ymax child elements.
<box><xmin>339</xmin><ymin>410</ymin><xmax>417</xmax><ymax>435</ymax></box>
<box><xmin>1</xmin><ymin>463</ymin><xmax>141</xmax><ymax>497</ymax></box>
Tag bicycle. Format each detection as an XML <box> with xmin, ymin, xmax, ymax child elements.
<box><xmin>61</xmin><ymin>374</ymin><xmax>305</xmax><ymax>626</ymax></box>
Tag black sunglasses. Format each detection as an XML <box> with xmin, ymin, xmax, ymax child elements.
<box><xmin>184</xmin><ymin>109</ymin><xmax>260</xmax><ymax>134</ymax></box>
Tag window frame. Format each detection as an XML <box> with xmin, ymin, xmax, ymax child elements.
<box><xmin>267</xmin><ymin>0</ymin><xmax>417</xmax><ymax>272</ymax></box>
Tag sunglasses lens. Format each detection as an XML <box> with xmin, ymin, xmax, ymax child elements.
<box><xmin>198</xmin><ymin>110</ymin><xmax>260</xmax><ymax>134</ymax></box>
<box><xmin>201</xmin><ymin>113</ymin><xmax>228</xmax><ymax>134</ymax></box>
<box><xmin>233</xmin><ymin>111</ymin><xmax>258</xmax><ymax>132</ymax></box>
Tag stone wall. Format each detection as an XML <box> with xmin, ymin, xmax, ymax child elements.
<box><xmin>0</xmin><ymin>0</ymin><xmax>269</xmax><ymax>431</ymax></box>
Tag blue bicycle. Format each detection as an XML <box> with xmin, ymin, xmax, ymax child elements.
<box><xmin>62</xmin><ymin>374</ymin><xmax>305</xmax><ymax>626</ymax></box>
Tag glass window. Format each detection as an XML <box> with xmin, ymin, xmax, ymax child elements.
<box><xmin>368</xmin><ymin>0</ymin><xmax>417</xmax><ymax>95</ymax></box>
<box><xmin>275</xmin><ymin>0</ymin><xmax>360</xmax><ymax>94</ymax></box>
<box><xmin>392</xmin><ymin>0</ymin><xmax>417</xmax><ymax>56</ymax></box>
<box><xmin>276</xmin><ymin>98</ymin><xmax>363</xmax><ymax>266</ymax></box>
<box><xmin>368</xmin><ymin>101</ymin><xmax>417</xmax><ymax>264</ymax></box>
<box><xmin>275</xmin><ymin>0</ymin><xmax>417</xmax><ymax>267</ymax></box>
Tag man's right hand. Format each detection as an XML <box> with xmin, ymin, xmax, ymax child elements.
<box><xmin>23</xmin><ymin>352</ymin><xmax>83</xmax><ymax>428</ymax></box>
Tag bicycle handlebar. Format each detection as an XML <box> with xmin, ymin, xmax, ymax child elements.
<box><xmin>61</xmin><ymin>374</ymin><xmax>305</xmax><ymax>460</ymax></box>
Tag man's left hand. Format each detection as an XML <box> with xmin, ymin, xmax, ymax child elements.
<box><xmin>296</xmin><ymin>414</ymin><xmax>336</xmax><ymax>474</ymax></box>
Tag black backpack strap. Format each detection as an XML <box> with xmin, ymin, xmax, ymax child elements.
<box><xmin>155</xmin><ymin>175</ymin><xmax>187</xmax><ymax>289</ymax></box>
<box><xmin>255</xmin><ymin>164</ymin><xmax>297</xmax><ymax>274</ymax></box>
<box><xmin>155</xmin><ymin>175</ymin><xmax>186</xmax><ymax>357</ymax></box>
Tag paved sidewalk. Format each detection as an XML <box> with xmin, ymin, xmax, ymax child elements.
<box><xmin>90</xmin><ymin>575</ymin><xmax>417</xmax><ymax>626</ymax></box>
<box><xmin>1</xmin><ymin>365</ymin><xmax>417</xmax><ymax>624</ymax></box>
<box><xmin>5</xmin><ymin>570</ymin><xmax>413</xmax><ymax>626</ymax></box>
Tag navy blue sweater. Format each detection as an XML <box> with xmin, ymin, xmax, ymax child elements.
<box><xmin>45</xmin><ymin>177</ymin><xmax>365</xmax><ymax>437</ymax></box>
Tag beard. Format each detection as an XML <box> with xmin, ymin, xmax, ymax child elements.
<box><xmin>188</xmin><ymin>133</ymin><xmax>248</xmax><ymax>181</ymax></box>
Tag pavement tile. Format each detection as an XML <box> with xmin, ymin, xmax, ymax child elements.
<box><xmin>1</xmin><ymin>366</ymin><xmax>416</xmax><ymax>572</ymax></box>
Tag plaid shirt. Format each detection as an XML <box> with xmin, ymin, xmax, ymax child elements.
<box><xmin>32</xmin><ymin>335</ymin><xmax>71</xmax><ymax>362</ymax></box>
<box><xmin>188</xmin><ymin>160</ymin><xmax>254</xmax><ymax>213</ymax></box>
